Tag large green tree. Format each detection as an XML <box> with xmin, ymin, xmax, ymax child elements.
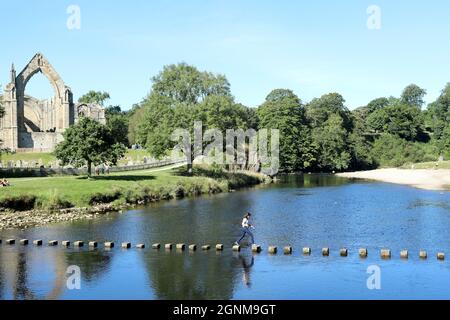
<box><xmin>78</xmin><ymin>91</ymin><xmax>111</xmax><ymax>106</ymax></box>
<box><xmin>258</xmin><ymin>89</ymin><xmax>314</xmax><ymax>172</ymax></box>
<box><xmin>401</xmin><ymin>84</ymin><xmax>427</xmax><ymax>109</ymax></box>
<box><xmin>137</xmin><ymin>63</ymin><xmax>254</xmax><ymax>172</ymax></box>
<box><xmin>305</xmin><ymin>93</ymin><xmax>353</xmax><ymax>171</ymax></box>
<box><xmin>55</xmin><ymin>117</ymin><xmax>126</xmax><ymax>176</ymax></box>
<box><xmin>367</xmin><ymin>103</ymin><xmax>424</xmax><ymax>141</ymax></box>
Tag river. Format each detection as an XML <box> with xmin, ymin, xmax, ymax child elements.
<box><xmin>0</xmin><ymin>175</ymin><xmax>449</xmax><ymax>300</ymax></box>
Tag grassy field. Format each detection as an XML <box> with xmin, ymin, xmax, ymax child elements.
<box><xmin>401</xmin><ymin>161</ymin><xmax>450</xmax><ymax>169</ymax></box>
<box><xmin>0</xmin><ymin>165</ymin><xmax>268</xmax><ymax>211</ymax></box>
<box><xmin>0</xmin><ymin>149</ymin><xmax>152</xmax><ymax>166</ymax></box>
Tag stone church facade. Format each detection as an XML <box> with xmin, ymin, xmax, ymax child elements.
<box><xmin>1</xmin><ymin>53</ymin><xmax>105</xmax><ymax>152</ymax></box>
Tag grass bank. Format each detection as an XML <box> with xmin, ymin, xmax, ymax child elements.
<box><xmin>0</xmin><ymin>165</ymin><xmax>270</xmax><ymax>212</ymax></box>
<box><xmin>400</xmin><ymin>161</ymin><xmax>450</xmax><ymax>170</ymax></box>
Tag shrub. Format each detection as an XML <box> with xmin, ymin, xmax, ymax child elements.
<box><xmin>0</xmin><ymin>195</ymin><xmax>37</xmax><ymax>211</ymax></box>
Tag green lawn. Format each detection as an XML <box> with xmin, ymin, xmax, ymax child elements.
<box><xmin>0</xmin><ymin>149</ymin><xmax>153</xmax><ymax>166</ymax></box>
<box><xmin>401</xmin><ymin>161</ymin><xmax>450</xmax><ymax>170</ymax></box>
<box><xmin>0</xmin><ymin>165</ymin><xmax>266</xmax><ymax>210</ymax></box>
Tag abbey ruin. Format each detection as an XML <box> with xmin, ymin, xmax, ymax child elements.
<box><xmin>1</xmin><ymin>53</ymin><xmax>105</xmax><ymax>152</ymax></box>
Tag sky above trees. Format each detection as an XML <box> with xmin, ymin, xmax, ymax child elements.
<box><xmin>1</xmin><ymin>0</ymin><xmax>450</xmax><ymax>110</ymax></box>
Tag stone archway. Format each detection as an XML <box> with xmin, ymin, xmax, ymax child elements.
<box><xmin>15</xmin><ymin>53</ymin><xmax>74</xmax><ymax>148</ymax></box>
<box><xmin>1</xmin><ymin>53</ymin><xmax>75</xmax><ymax>150</ymax></box>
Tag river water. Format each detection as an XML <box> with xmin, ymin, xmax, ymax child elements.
<box><xmin>0</xmin><ymin>175</ymin><xmax>450</xmax><ymax>300</ymax></box>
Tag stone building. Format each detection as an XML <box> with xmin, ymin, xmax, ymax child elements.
<box><xmin>0</xmin><ymin>53</ymin><xmax>106</xmax><ymax>152</ymax></box>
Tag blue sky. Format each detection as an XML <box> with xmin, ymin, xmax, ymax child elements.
<box><xmin>1</xmin><ymin>0</ymin><xmax>450</xmax><ymax>110</ymax></box>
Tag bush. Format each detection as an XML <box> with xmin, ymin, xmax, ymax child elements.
<box><xmin>88</xmin><ymin>188</ymin><xmax>122</xmax><ymax>205</ymax></box>
<box><xmin>371</xmin><ymin>134</ymin><xmax>439</xmax><ymax>167</ymax></box>
<box><xmin>0</xmin><ymin>195</ymin><xmax>37</xmax><ymax>211</ymax></box>
<box><xmin>38</xmin><ymin>191</ymin><xmax>74</xmax><ymax>210</ymax></box>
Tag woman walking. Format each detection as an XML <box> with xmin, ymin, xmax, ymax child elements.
<box><xmin>235</xmin><ymin>212</ymin><xmax>255</xmax><ymax>245</ymax></box>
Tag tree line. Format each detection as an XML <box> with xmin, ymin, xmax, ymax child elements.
<box><xmin>1</xmin><ymin>64</ymin><xmax>449</xmax><ymax>174</ymax></box>
<box><xmin>126</xmin><ymin>63</ymin><xmax>449</xmax><ymax>172</ymax></box>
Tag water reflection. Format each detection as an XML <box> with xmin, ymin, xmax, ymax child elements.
<box><xmin>0</xmin><ymin>175</ymin><xmax>449</xmax><ymax>299</ymax></box>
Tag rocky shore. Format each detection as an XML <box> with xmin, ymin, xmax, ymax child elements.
<box><xmin>0</xmin><ymin>204</ymin><xmax>125</xmax><ymax>230</ymax></box>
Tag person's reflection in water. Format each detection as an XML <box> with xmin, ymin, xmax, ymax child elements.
<box><xmin>238</xmin><ymin>254</ymin><xmax>254</xmax><ymax>288</ymax></box>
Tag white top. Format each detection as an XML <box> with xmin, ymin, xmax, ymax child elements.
<box><xmin>242</xmin><ymin>217</ymin><xmax>250</xmax><ymax>228</ymax></box>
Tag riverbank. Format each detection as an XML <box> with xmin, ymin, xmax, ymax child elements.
<box><xmin>337</xmin><ymin>168</ymin><xmax>450</xmax><ymax>191</ymax></box>
<box><xmin>0</xmin><ymin>165</ymin><xmax>271</xmax><ymax>230</ymax></box>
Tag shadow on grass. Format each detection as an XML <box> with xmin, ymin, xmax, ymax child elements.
<box><xmin>76</xmin><ymin>175</ymin><xmax>157</xmax><ymax>182</ymax></box>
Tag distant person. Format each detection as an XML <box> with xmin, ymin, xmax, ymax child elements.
<box><xmin>0</xmin><ymin>179</ymin><xmax>10</xmax><ymax>187</ymax></box>
<box><xmin>235</xmin><ymin>212</ymin><xmax>255</xmax><ymax>246</ymax></box>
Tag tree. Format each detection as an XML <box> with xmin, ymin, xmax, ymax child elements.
<box><xmin>367</xmin><ymin>103</ymin><xmax>425</xmax><ymax>141</ymax></box>
<box><xmin>401</xmin><ymin>84</ymin><xmax>427</xmax><ymax>109</ymax></box>
<box><xmin>107</xmin><ymin>113</ymin><xmax>129</xmax><ymax>147</ymax></box>
<box><xmin>55</xmin><ymin>117</ymin><xmax>126</xmax><ymax>176</ymax></box>
<box><xmin>305</xmin><ymin>93</ymin><xmax>353</xmax><ymax>171</ymax></box>
<box><xmin>306</xmin><ymin>93</ymin><xmax>353</xmax><ymax>131</ymax></box>
<box><xmin>367</xmin><ymin>97</ymin><xmax>389</xmax><ymax>113</ymax></box>
<box><xmin>151</xmin><ymin>63</ymin><xmax>231</xmax><ymax>104</ymax></box>
<box><xmin>311</xmin><ymin>114</ymin><xmax>352</xmax><ymax>171</ymax></box>
<box><xmin>78</xmin><ymin>91</ymin><xmax>111</xmax><ymax>106</ymax></box>
<box><xmin>137</xmin><ymin>63</ymin><xmax>246</xmax><ymax>172</ymax></box>
<box><xmin>258</xmin><ymin>89</ymin><xmax>314</xmax><ymax>172</ymax></box>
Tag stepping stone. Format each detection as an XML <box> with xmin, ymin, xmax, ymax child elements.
<box><xmin>121</xmin><ymin>242</ymin><xmax>131</xmax><ymax>249</ymax></box>
<box><xmin>381</xmin><ymin>249</ymin><xmax>391</xmax><ymax>259</ymax></box>
<box><xmin>176</xmin><ymin>244</ymin><xmax>186</xmax><ymax>251</ymax></box>
<box><xmin>202</xmin><ymin>245</ymin><xmax>211</xmax><ymax>251</ymax></box>
<box><xmin>6</xmin><ymin>239</ymin><xmax>15</xmax><ymax>245</ymax></box>
<box><xmin>104</xmin><ymin>242</ymin><xmax>115</xmax><ymax>248</ymax></box>
<box><xmin>268</xmin><ymin>246</ymin><xmax>277</xmax><ymax>254</ymax></box>
<box><xmin>216</xmin><ymin>244</ymin><xmax>224</xmax><ymax>251</ymax></box>
<box><xmin>152</xmin><ymin>243</ymin><xmax>161</xmax><ymax>249</ymax></box>
<box><xmin>89</xmin><ymin>241</ymin><xmax>98</xmax><ymax>248</ymax></box>
<box><xmin>165</xmin><ymin>243</ymin><xmax>173</xmax><ymax>250</ymax></box>
<box><xmin>340</xmin><ymin>248</ymin><xmax>348</xmax><ymax>257</ymax></box>
<box><xmin>62</xmin><ymin>241</ymin><xmax>71</xmax><ymax>247</ymax></box>
<box><xmin>136</xmin><ymin>244</ymin><xmax>145</xmax><ymax>249</ymax></box>
<box><xmin>419</xmin><ymin>250</ymin><xmax>427</xmax><ymax>259</ymax></box>
<box><xmin>400</xmin><ymin>250</ymin><xmax>409</xmax><ymax>259</ymax></box>
<box><xmin>322</xmin><ymin>248</ymin><xmax>330</xmax><ymax>256</ymax></box>
<box><xmin>284</xmin><ymin>246</ymin><xmax>293</xmax><ymax>255</ymax></box>
<box><xmin>232</xmin><ymin>245</ymin><xmax>241</xmax><ymax>252</ymax></box>
<box><xmin>33</xmin><ymin>240</ymin><xmax>43</xmax><ymax>246</ymax></box>
<box><xmin>359</xmin><ymin>248</ymin><xmax>368</xmax><ymax>258</ymax></box>
<box><xmin>48</xmin><ymin>240</ymin><xmax>58</xmax><ymax>246</ymax></box>
<box><xmin>303</xmin><ymin>247</ymin><xmax>311</xmax><ymax>255</ymax></box>
<box><xmin>252</xmin><ymin>244</ymin><xmax>262</xmax><ymax>253</ymax></box>
<box><xmin>188</xmin><ymin>244</ymin><xmax>197</xmax><ymax>251</ymax></box>
<box><xmin>437</xmin><ymin>252</ymin><xmax>445</xmax><ymax>261</ymax></box>
<box><xmin>20</xmin><ymin>239</ymin><xmax>29</xmax><ymax>246</ymax></box>
<box><xmin>74</xmin><ymin>241</ymin><xmax>84</xmax><ymax>248</ymax></box>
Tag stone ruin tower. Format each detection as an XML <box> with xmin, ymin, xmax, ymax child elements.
<box><xmin>1</xmin><ymin>53</ymin><xmax>105</xmax><ymax>152</ymax></box>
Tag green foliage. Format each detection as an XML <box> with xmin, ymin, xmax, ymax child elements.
<box><xmin>107</xmin><ymin>112</ymin><xmax>129</xmax><ymax>146</ymax></box>
<box><xmin>306</xmin><ymin>93</ymin><xmax>353</xmax><ymax>171</ymax></box>
<box><xmin>370</xmin><ymin>134</ymin><xmax>438</xmax><ymax>167</ymax></box>
<box><xmin>258</xmin><ymin>89</ymin><xmax>313</xmax><ymax>172</ymax></box>
<box><xmin>78</xmin><ymin>90</ymin><xmax>111</xmax><ymax>106</ymax></box>
<box><xmin>151</xmin><ymin>63</ymin><xmax>231</xmax><ymax>104</ymax></box>
<box><xmin>55</xmin><ymin>117</ymin><xmax>126</xmax><ymax>176</ymax></box>
<box><xmin>366</xmin><ymin>103</ymin><xmax>424</xmax><ymax>141</ymax></box>
<box><xmin>401</xmin><ymin>84</ymin><xmax>427</xmax><ymax>109</ymax></box>
<box><xmin>425</xmin><ymin>83</ymin><xmax>450</xmax><ymax>156</ymax></box>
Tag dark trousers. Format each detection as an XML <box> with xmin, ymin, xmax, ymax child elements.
<box><xmin>237</xmin><ymin>227</ymin><xmax>255</xmax><ymax>245</ymax></box>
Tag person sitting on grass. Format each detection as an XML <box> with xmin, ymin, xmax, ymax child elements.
<box><xmin>0</xmin><ymin>178</ymin><xmax>10</xmax><ymax>187</ymax></box>
<box><xmin>235</xmin><ymin>212</ymin><xmax>255</xmax><ymax>246</ymax></box>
